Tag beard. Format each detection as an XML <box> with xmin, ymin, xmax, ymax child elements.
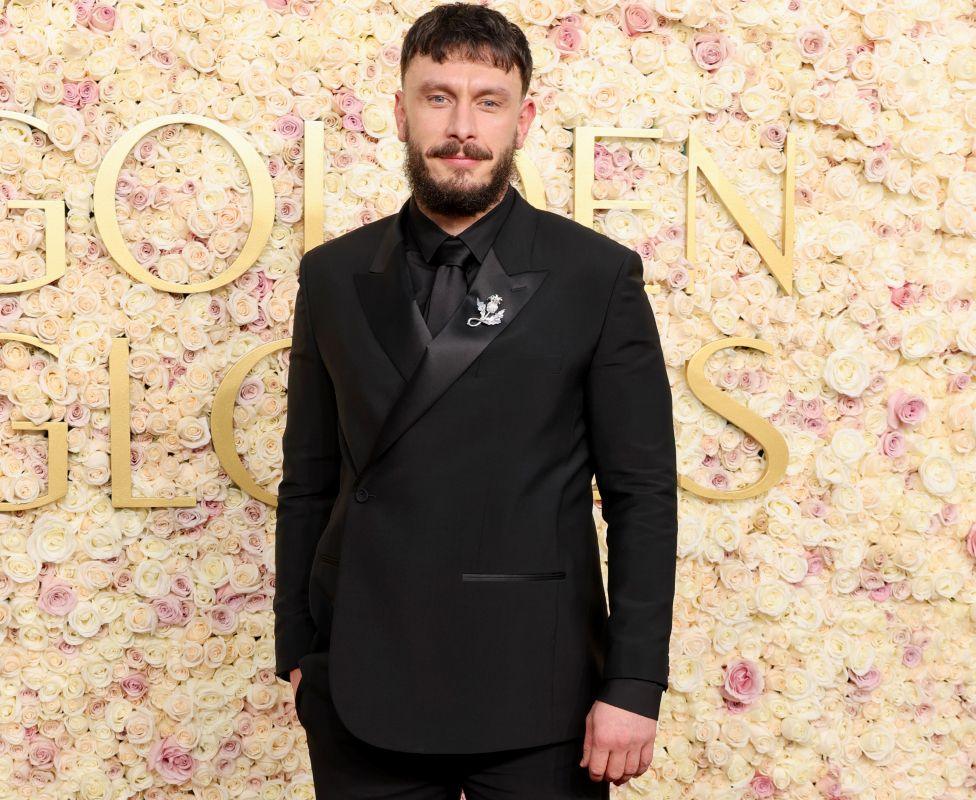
<box><xmin>403</xmin><ymin>119</ymin><xmax>518</xmax><ymax>217</ymax></box>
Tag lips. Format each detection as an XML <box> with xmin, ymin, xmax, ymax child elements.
<box><xmin>441</xmin><ymin>156</ymin><xmax>480</xmax><ymax>166</ymax></box>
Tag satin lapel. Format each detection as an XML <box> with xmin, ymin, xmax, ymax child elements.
<box><xmin>353</xmin><ymin>210</ymin><xmax>432</xmax><ymax>385</ymax></box>
<box><xmin>354</xmin><ymin>189</ymin><xmax>546</xmax><ymax>477</ymax></box>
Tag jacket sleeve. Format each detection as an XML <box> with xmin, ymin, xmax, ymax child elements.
<box><xmin>584</xmin><ymin>248</ymin><xmax>677</xmax><ymax>720</ymax></box>
<box><xmin>597</xmin><ymin>678</ymin><xmax>667</xmax><ymax>721</ymax></box>
<box><xmin>273</xmin><ymin>249</ymin><xmax>341</xmax><ymax>683</ymax></box>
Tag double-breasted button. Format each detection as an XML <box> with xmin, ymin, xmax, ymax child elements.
<box><xmin>355</xmin><ymin>487</ymin><xmax>369</xmax><ymax>502</ymax></box>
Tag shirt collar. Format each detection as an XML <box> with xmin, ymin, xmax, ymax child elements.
<box><xmin>405</xmin><ymin>183</ymin><xmax>516</xmax><ymax>264</ymax></box>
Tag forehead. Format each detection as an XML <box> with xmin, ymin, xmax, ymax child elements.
<box><xmin>404</xmin><ymin>53</ymin><xmax>520</xmax><ymax>93</ymax></box>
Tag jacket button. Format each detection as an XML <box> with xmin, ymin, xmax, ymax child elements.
<box><xmin>355</xmin><ymin>487</ymin><xmax>369</xmax><ymax>502</ymax></box>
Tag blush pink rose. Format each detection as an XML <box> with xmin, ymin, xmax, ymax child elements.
<box><xmin>965</xmin><ymin>523</ymin><xmax>976</xmax><ymax>559</ymax></box>
<box><xmin>750</xmin><ymin>772</ymin><xmax>776</xmax><ymax>798</ymax></box>
<box><xmin>38</xmin><ymin>577</ymin><xmax>78</xmax><ymax>616</ymax></box>
<box><xmin>849</xmin><ymin>667</ymin><xmax>881</xmax><ymax>691</ymax></box>
<box><xmin>691</xmin><ymin>33</ymin><xmax>733</xmax><ymax>72</ymax></box>
<box><xmin>796</xmin><ymin>26</ymin><xmax>828</xmax><ymax>61</ymax></box>
<box><xmin>28</xmin><ymin>737</ymin><xmax>57</xmax><ymax>768</ymax></box>
<box><xmin>721</xmin><ymin>658</ymin><xmax>764</xmax><ymax>704</ymax></box>
<box><xmin>550</xmin><ymin>22</ymin><xmax>583</xmax><ymax>54</ymax></box>
<box><xmin>889</xmin><ymin>282</ymin><xmax>919</xmax><ymax>308</ymax></box>
<box><xmin>902</xmin><ymin>645</ymin><xmax>922</xmax><ymax>668</ymax></box>
<box><xmin>879</xmin><ymin>428</ymin><xmax>906</xmax><ymax>457</ymax></box>
<box><xmin>338</xmin><ymin>91</ymin><xmax>364</xmax><ymax>115</ymax></box>
<box><xmin>274</xmin><ymin>113</ymin><xmax>303</xmax><ymax>140</ymax></box>
<box><xmin>342</xmin><ymin>113</ymin><xmax>364</xmax><ymax>132</ymax></box>
<box><xmin>886</xmin><ymin>388</ymin><xmax>927</xmax><ymax>428</ymax></box>
<box><xmin>120</xmin><ymin>672</ymin><xmax>149</xmax><ymax>699</ymax></box>
<box><xmin>148</xmin><ymin>735</ymin><xmax>196</xmax><ymax>784</ymax></box>
<box><xmin>90</xmin><ymin>4</ymin><xmax>116</xmax><ymax>31</ymax></box>
<box><xmin>621</xmin><ymin>3</ymin><xmax>657</xmax><ymax>37</ymax></box>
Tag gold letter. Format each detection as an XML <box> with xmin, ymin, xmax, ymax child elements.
<box><xmin>572</xmin><ymin>126</ymin><xmax>662</xmax><ymax>229</ymax></box>
<box><xmin>0</xmin><ymin>112</ymin><xmax>66</xmax><ymax>293</ymax></box>
<box><xmin>686</xmin><ymin>130</ymin><xmax>795</xmax><ymax>294</ymax></box>
<box><xmin>211</xmin><ymin>339</ymin><xmax>289</xmax><ymax>506</ymax></box>
<box><xmin>0</xmin><ymin>334</ymin><xmax>67</xmax><ymax>510</ymax></box>
<box><xmin>94</xmin><ymin>114</ymin><xmax>275</xmax><ymax>294</ymax></box>
<box><xmin>109</xmin><ymin>337</ymin><xmax>194</xmax><ymax>507</ymax></box>
<box><xmin>681</xmin><ymin>337</ymin><xmax>788</xmax><ymax>500</ymax></box>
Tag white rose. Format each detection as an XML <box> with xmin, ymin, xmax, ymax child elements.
<box><xmin>823</xmin><ymin>350</ymin><xmax>871</xmax><ymax>397</ymax></box>
<box><xmin>918</xmin><ymin>455</ymin><xmax>956</xmax><ymax>496</ymax></box>
<box><xmin>900</xmin><ymin>318</ymin><xmax>939</xmax><ymax>360</ymax></box>
<box><xmin>859</xmin><ymin>723</ymin><xmax>895</xmax><ymax>761</ymax></box>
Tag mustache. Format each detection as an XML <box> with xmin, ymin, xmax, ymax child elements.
<box><xmin>429</xmin><ymin>142</ymin><xmax>491</xmax><ymax>160</ymax></box>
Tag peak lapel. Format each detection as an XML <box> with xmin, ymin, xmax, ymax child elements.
<box><xmin>355</xmin><ymin>189</ymin><xmax>547</xmax><ymax>478</ymax></box>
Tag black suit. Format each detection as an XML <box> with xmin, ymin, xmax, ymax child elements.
<box><xmin>274</xmin><ymin>185</ymin><xmax>677</xmax><ymax>756</ymax></box>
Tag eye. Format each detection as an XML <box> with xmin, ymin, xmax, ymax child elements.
<box><xmin>430</xmin><ymin>95</ymin><xmax>447</xmax><ymax>104</ymax></box>
<box><xmin>482</xmin><ymin>100</ymin><xmax>500</xmax><ymax>108</ymax></box>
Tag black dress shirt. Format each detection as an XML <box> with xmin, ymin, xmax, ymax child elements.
<box><xmin>403</xmin><ymin>183</ymin><xmax>516</xmax><ymax>317</ymax></box>
<box><xmin>402</xmin><ymin>183</ymin><xmax>667</xmax><ymax>720</ymax></box>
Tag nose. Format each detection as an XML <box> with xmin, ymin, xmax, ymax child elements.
<box><xmin>443</xmin><ymin>103</ymin><xmax>477</xmax><ymax>148</ymax></box>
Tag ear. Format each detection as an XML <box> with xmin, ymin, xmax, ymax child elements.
<box><xmin>394</xmin><ymin>90</ymin><xmax>407</xmax><ymax>142</ymax></box>
<box><xmin>516</xmin><ymin>97</ymin><xmax>536</xmax><ymax>148</ymax></box>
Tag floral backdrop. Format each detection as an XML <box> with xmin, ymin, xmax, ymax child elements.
<box><xmin>1</xmin><ymin>0</ymin><xmax>975</xmax><ymax>798</ymax></box>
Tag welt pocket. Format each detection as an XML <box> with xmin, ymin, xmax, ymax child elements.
<box><xmin>461</xmin><ymin>571</ymin><xmax>566</xmax><ymax>582</ymax></box>
<box><xmin>319</xmin><ymin>554</ymin><xmax>340</xmax><ymax>565</ymax></box>
<box><xmin>474</xmin><ymin>353</ymin><xmax>563</xmax><ymax>377</ymax></box>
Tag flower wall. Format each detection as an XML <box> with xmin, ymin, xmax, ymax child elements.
<box><xmin>1</xmin><ymin>1</ymin><xmax>975</xmax><ymax>799</ymax></box>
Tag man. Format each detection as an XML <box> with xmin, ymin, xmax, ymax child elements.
<box><xmin>273</xmin><ymin>3</ymin><xmax>678</xmax><ymax>797</ymax></box>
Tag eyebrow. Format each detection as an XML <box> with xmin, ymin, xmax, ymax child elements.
<box><xmin>416</xmin><ymin>80</ymin><xmax>511</xmax><ymax>99</ymax></box>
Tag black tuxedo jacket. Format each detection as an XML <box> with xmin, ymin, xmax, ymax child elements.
<box><xmin>274</xmin><ymin>187</ymin><xmax>678</xmax><ymax>754</ymax></box>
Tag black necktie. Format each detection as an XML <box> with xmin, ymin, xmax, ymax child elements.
<box><xmin>426</xmin><ymin>237</ymin><xmax>475</xmax><ymax>338</ymax></box>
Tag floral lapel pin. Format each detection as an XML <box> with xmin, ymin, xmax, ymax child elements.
<box><xmin>467</xmin><ymin>293</ymin><xmax>505</xmax><ymax>327</ymax></box>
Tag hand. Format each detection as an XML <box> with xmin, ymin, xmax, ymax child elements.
<box><xmin>290</xmin><ymin>666</ymin><xmax>302</xmax><ymax>700</ymax></box>
<box><xmin>579</xmin><ymin>699</ymin><xmax>657</xmax><ymax>785</ymax></box>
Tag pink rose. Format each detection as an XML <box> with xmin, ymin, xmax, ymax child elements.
<box><xmin>621</xmin><ymin>3</ymin><xmax>657</xmax><ymax>37</ymax></box>
<box><xmin>148</xmin><ymin>735</ymin><xmax>196</xmax><ymax>784</ymax></box>
<box><xmin>550</xmin><ymin>23</ymin><xmax>583</xmax><ymax>54</ymax></box>
<box><xmin>879</xmin><ymin>428</ymin><xmax>906</xmax><ymax>457</ymax></box>
<box><xmin>750</xmin><ymin>772</ymin><xmax>776</xmax><ymax>798</ymax></box>
<box><xmin>274</xmin><ymin>113</ymin><xmax>303</xmax><ymax>140</ymax></box>
<box><xmin>90</xmin><ymin>4</ymin><xmax>116</xmax><ymax>31</ymax></box>
<box><xmin>691</xmin><ymin>33</ymin><xmax>733</xmax><ymax>72</ymax></box>
<box><xmin>593</xmin><ymin>152</ymin><xmax>614</xmax><ymax>179</ymax></box>
<box><xmin>902</xmin><ymin>645</ymin><xmax>922</xmax><ymax>668</ymax></box>
<box><xmin>760</xmin><ymin>122</ymin><xmax>787</xmax><ymax>148</ymax></box>
<box><xmin>120</xmin><ymin>672</ymin><xmax>149</xmax><ymax>699</ymax></box>
<box><xmin>38</xmin><ymin>577</ymin><xmax>78</xmax><ymax>616</ymax></box>
<box><xmin>73</xmin><ymin>0</ymin><xmax>95</xmax><ymax>23</ymax></box>
<box><xmin>848</xmin><ymin>667</ymin><xmax>881</xmax><ymax>691</ymax></box>
<box><xmin>338</xmin><ymin>91</ymin><xmax>364</xmax><ymax>115</ymax></box>
<box><xmin>0</xmin><ymin>295</ymin><xmax>21</xmax><ymax>324</ymax></box>
<box><xmin>342</xmin><ymin>113</ymin><xmax>364</xmax><ymax>132</ymax></box>
<box><xmin>886</xmin><ymin>388</ymin><xmax>927</xmax><ymax>428</ymax></box>
<box><xmin>721</xmin><ymin>658</ymin><xmax>764</xmax><ymax>704</ymax></box>
<box><xmin>796</xmin><ymin>26</ymin><xmax>828</xmax><ymax>61</ymax></box>
<box><xmin>264</xmin><ymin>0</ymin><xmax>289</xmax><ymax>11</ymax></box>
<box><xmin>28</xmin><ymin>737</ymin><xmax>58</xmax><ymax>768</ymax></box>
<box><xmin>889</xmin><ymin>283</ymin><xmax>918</xmax><ymax>308</ymax></box>
<box><xmin>965</xmin><ymin>524</ymin><xmax>976</xmax><ymax>559</ymax></box>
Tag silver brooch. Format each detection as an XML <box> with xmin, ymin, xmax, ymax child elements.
<box><xmin>467</xmin><ymin>293</ymin><xmax>505</xmax><ymax>326</ymax></box>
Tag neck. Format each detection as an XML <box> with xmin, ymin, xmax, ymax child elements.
<box><xmin>414</xmin><ymin>186</ymin><xmax>508</xmax><ymax>237</ymax></box>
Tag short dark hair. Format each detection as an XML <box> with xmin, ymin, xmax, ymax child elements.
<box><xmin>400</xmin><ymin>2</ymin><xmax>533</xmax><ymax>99</ymax></box>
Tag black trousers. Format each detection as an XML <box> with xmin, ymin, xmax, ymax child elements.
<box><xmin>296</xmin><ymin>676</ymin><xmax>610</xmax><ymax>799</ymax></box>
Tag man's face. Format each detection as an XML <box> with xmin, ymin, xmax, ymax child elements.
<box><xmin>395</xmin><ymin>52</ymin><xmax>535</xmax><ymax>217</ymax></box>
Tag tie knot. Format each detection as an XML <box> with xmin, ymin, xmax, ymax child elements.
<box><xmin>432</xmin><ymin>236</ymin><xmax>475</xmax><ymax>269</ymax></box>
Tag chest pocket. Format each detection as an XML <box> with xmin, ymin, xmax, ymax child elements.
<box><xmin>474</xmin><ymin>353</ymin><xmax>563</xmax><ymax>377</ymax></box>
